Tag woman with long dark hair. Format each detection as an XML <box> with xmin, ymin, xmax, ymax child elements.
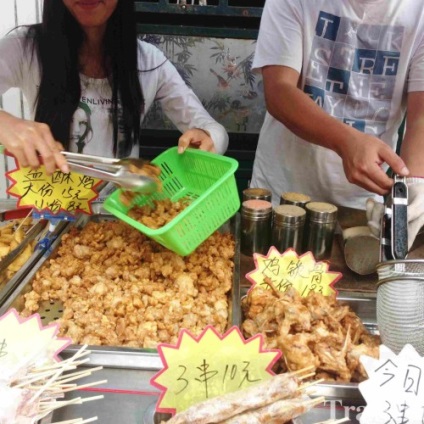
<box><xmin>0</xmin><ymin>0</ymin><xmax>228</xmax><ymax>175</ymax></box>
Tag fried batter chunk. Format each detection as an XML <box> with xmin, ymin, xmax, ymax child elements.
<box><xmin>128</xmin><ymin>197</ymin><xmax>191</xmax><ymax>229</ymax></box>
<box><xmin>242</xmin><ymin>284</ymin><xmax>380</xmax><ymax>382</ymax></box>
<box><xmin>21</xmin><ymin>220</ymin><xmax>235</xmax><ymax>349</ymax></box>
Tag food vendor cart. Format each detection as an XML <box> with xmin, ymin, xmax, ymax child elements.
<box><xmin>0</xmin><ymin>1</ymin><xmax>416</xmax><ymax>422</ymax></box>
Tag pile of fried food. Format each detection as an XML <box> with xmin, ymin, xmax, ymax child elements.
<box><xmin>242</xmin><ymin>282</ymin><xmax>380</xmax><ymax>382</ymax></box>
<box><xmin>127</xmin><ymin>197</ymin><xmax>191</xmax><ymax>229</ymax></box>
<box><xmin>21</xmin><ymin>219</ymin><xmax>235</xmax><ymax>348</ymax></box>
<box><xmin>162</xmin><ymin>367</ymin><xmax>323</xmax><ymax>424</ymax></box>
<box><xmin>0</xmin><ymin>218</ymin><xmax>36</xmax><ymax>284</ymax></box>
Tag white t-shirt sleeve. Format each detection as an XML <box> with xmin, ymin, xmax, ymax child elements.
<box><xmin>152</xmin><ymin>48</ymin><xmax>229</xmax><ymax>154</ymax></box>
<box><xmin>0</xmin><ymin>29</ymin><xmax>25</xmax><ymax>96</ymax></box>
<box><xmin>407</xmin><ymin>32</ymin><xmax>424</xmax><ymax>92</ymax></box>
<box><xmin>252</xmin><ymin>0</ymin><xmax>303</xmax><ymax>73</ymax></box>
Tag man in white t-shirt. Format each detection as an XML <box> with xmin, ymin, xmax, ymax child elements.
<box><xmin>250</xmin><ymin>0</ymin><xmax>424</xmax><ymax>249</ymax></box>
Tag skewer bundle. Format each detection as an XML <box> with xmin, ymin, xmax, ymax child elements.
<box><xmin>162</xmin><ymin>366</ymin><xmax>325</xmax><ymax>424</ymax></box>
<box><xmin>0</xmin><ymin>344</ymin><xmax>106</xmax><ymax>424</ymax></box>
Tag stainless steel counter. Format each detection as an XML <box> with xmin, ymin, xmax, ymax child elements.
<box><xmin>0</xmin><ymin>209</ymin><xmax>376</xmax><ymax>424</ymax></box>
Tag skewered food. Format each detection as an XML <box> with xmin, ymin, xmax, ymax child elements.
<box><xmin>162</xmin><ymin>368</ymin><xmax>323</xmax><ymax>424</ymax></box>
<box><xmin>241</xmin><ymin>282</ymin><xmax>380</xmax><ymax>382</ymax></box>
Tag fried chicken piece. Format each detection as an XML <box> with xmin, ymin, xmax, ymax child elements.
<box><xmin>21</xmin><ymin>220</ymin><xmax>235</xmax><ymax>349</ymax></box>
<box><xmin>279</xmin><ymin>333</ymin><xmax>319</xmax><ymax>372</ymax></box>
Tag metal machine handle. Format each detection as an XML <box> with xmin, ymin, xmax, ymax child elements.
<box><xmin>391</xmin><ymin>175</ymin><xmax>408</xmax><ymax>260</ymax></box>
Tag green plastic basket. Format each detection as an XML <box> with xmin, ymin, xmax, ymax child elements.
<box><xmin>103</xmin><ymin>147</ymin><xmax>240</xmax><ymax>256</ymax></box>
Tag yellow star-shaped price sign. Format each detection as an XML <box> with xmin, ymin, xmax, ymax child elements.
<box><xmin>151</xmin><ymin>325</ymin><xmax>280</xmax><ymax>414</ymax></box>
<box><xmin>6</xmin><ymin>160</ymin><xmax>101</xmax><ymax>215</ymax></box>
<box><xmin>246</xmin><ymin>247</ymin><xmax>341</xmax><ymax>296</ymax></box>
<box><xmin>0</xmin><ymin>309</ymin><xmax>71</xmax><ymax>370</ymax></box>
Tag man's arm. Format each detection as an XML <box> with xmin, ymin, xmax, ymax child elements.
<box><xmin>400</xmin><ymin>91</ymin><xmax>424</xmax><ymax>175</ymax></box>
<box><xmin>262</xmin><ymin>65</ymin><xmax>409</xmax><ymax>195</ymax></box>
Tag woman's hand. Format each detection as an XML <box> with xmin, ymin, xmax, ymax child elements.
<box><xmin>0</xmin><ymin>111</ymin><xmax>69</xmax><ymax>175</ymax></box>
<box><xmin>178</xmin><ymin>128</ymin><xmax>216</xmax><ymax>154</ymax></box>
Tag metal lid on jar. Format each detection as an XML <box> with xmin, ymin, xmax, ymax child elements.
<box><xmin>273</xmin><ymin>204</ymin><xmax>306</xmax><ymax>224</ymax></box>
<box><xmin>305</xmin><ymin>201</ymin><xmax>338</xmax><ymax>223</ymax></box>
<box><xmin>280</xmin><ymin>191</ymin><xmax>311</xmax><ymax>207</ymax></box>
<box><xmin>242</xmin><ymin>199</ymin><xmax>273</xmax><ymax>219</ymax></box>
<box><xmin>243</xmin><ymin>187</ymin><xmax>272</xmax><ymax>202</ymax></box>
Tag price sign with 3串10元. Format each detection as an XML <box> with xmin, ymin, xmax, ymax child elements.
<box><xmin>246</xmin><ymin>246</ymin><xmax>341</xmax><ymax>297</ymax></box>
<box><xmin>359</xmin><ymin>344</ymin><xmax>424</xmax><ymax>423</ymax></box>
<box><xmin>6</xmin><ymin>158</ymin><xmax>101</xmax><ymax>215</ymax></box>
<box><xmin>151</xmin><ymin>325</ymin><xmax>280</xmax><ymax>415</ymax></box>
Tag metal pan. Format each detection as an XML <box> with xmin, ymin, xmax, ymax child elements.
<box><xmin>240</xmin><ymin>286</ymin><xmax>377</xmax><ymax>406</ymax></box>
<box><xmin>1</xmin><ymin>213</ymin><xmax>241</xmax><ymax>370</ymax></box>
<box><xmin>0</xmin><ymin>213</ymin><xmax>68</xmax><ymax>306</ymax></box>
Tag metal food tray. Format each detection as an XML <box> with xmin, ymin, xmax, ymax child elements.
<box><xmin>1</xmin><ymin>213</ymin><xmax>241</xmax><ymax>370</ymax></box>
<box><xmin>240</xmin><ymin>286</ymin><xmax>376</xmax><ymax>409</ymax></box>
<box><xmin>0</xmin><ymin>215</ymin><xmax>68</xmax><ymax>307</ymax></box>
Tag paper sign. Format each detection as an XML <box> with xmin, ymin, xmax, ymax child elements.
<box><xmin>0</xmin><ymin>309</ymin><xmax>71</xmax><ymax>379</ymax></box>
<box><xmin>246</xmin><ymin>247</ymin><xmax>341</xmax><ymax>296</ymax></box>
<box><xmin>6</xmin><ymin>160</ymin><xmax>101</xmax><ymax>215</ymax></box>
<box><xmin>151</xmin><ymin>325</ymin><xmax>281</xmax><ymax>415</ymax></box>
<box><xmin>359</xmin><ymin>344</ymin><xmax>424</xmax><ymax>423</ymax></box>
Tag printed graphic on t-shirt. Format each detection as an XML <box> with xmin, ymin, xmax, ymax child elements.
<box><xmin>304</xmin><ymin>11</ymin><xmax>404</xmax><ymax>137</ymax></box>
<box><xmin>70</xmin><ymin>102</ymin><xmax>94</xmax><ymax>153</ymax></box>
<box><xmin>69</xmin><ymin>96</ymin><xmax>126</xmax><ymax>157</ymax></box>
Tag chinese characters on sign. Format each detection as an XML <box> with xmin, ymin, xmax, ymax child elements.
<box><xmin>359</xmin><ymin>344</ymin><xmax>424</xmax><ymax>424</ymax></box>
<box><xmin>6</xmin><ymin>162</ymin><xmax>101</xmax><ymax>215</ymax></box>
<box><xmin>151</xmin><ymin>325</ymin><xmax>280</xmax><ymax>414</ymax></box>
<box><xmin>246</xmin><ymin>247</ymin><xmax>341</xmax><ymax>297</ymax></box>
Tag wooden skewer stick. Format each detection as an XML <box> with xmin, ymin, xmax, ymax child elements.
<box><xmin>51</xmin><ymin>417</ymin><xmax>98</xmax><ymax>424</ymax></box>
<box><xmin>313</xmin><ymin>418</ymin><xmax>350</xmax><ymax>424</ymax></box>
<box><xmin>298</xmin><ymin>372</ymin><xmax>316</xmax><ymax>380</ymax></box>
<box><xmin>14</xmin><ymin>208</ymin><xmax>33</xmax><ymax>233</ymax></box>
<box><xmin>289</xmin><ymin>365</ymin><xmax>315</xmax><ymax>376</ymax></box>
<box><xmin>61</xmin><ymin>379</ymin><xmax>108</xmax><ymax>393</ymax></box>
<box><xmin>306</xmin><ymin>396</ymin><xmax>326</xmax><ymax>409</ymax></box>
<box><xmin>299</xmin><ymin>378</ymin><xmax>325</xmax><ymax>391</ymax></box>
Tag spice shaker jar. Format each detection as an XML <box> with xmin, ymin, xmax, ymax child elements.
<box><xmin>280</xmin><ymin>191</ymin><xmax>311</xmax><ymax>208</ymax></box>
<box><xmin>272</xmin><ymin>204</ymin><xmax>306</xmax><ymax>254</ymax></box>
<box><xmin>241</xmin><ymin>199</ymin><xmax>273</xmax><ymax>256</ymax></box>
<box><xmin>243</xmin><ymin>187</ymin><xmax>272</xmax><ymax>203</ymax></box>
<box><xmin>303</xmin><ymin>201</ymin><xmax>338</xmax><ymax>260</ymax></box>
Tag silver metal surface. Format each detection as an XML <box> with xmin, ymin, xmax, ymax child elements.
<box><xmin>0</xmin><ymin>214</ymin><xmax>69</xmax><ymax>307</ymax></box>
<box><xmin>376</xmin><ymin>259</ymin><xmax>424</xmax><ymax>355</ymax></box>
<box><xmin>63</xmin><ymin>151</ymin><xmax>158</xmax><ymax>193</ymax></box>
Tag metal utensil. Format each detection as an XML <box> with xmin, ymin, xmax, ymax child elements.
<box><xmin>62</xmin><ymin>151</ymin><xmax>158</xmax><ymax>194</ymax></box>
<box><xmin>379</xmin><ymin>175</ymin><xmax>408</xmax><ymax>262</ymax></box>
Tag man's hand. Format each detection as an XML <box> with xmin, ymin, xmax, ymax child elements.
<box><xmin>338</xmin><ymin>132</ymin><xmax>409</xmax><ymax>196</ymax></box>
<box><xmin>178</xmin><ymin>128</ymin><xmax>216</xmax><ymax>154</ymax></box>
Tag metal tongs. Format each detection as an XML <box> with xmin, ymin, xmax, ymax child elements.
<box><xmin>62</xmin><ymin>151</ymin><xmax>158</xmax><ymax>194</ymax></box>
<box><xmin>380</xmin><ymin>174</ymin><xmax>409</xmax><ymax>261</ymax></box>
